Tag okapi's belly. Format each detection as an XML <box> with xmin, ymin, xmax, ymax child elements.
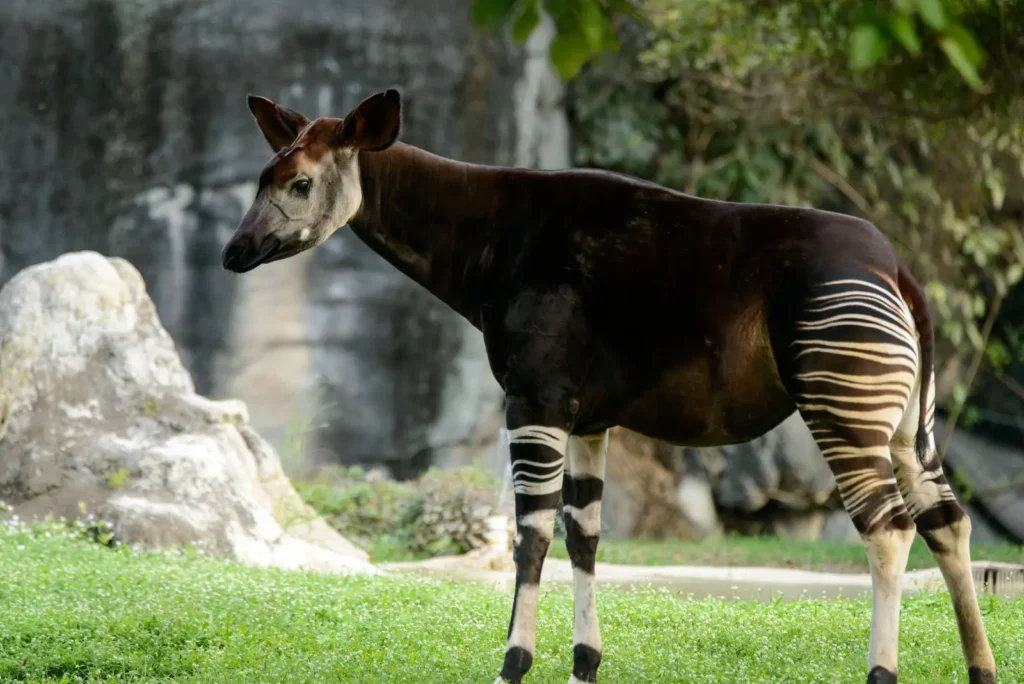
<box><xmin>611</xmin><ymin>335</ymin><xmax>795</xmax><ymax>447</ymax></box>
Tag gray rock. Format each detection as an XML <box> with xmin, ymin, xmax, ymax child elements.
<box><xmin>0</xmin><ymin>0</ymin><xmax>568</xmax><ymax>476</ymax></box>
<box><xmin>602</xmin><ymin>428</ymin><xmax>695</xmax><ymax>540</ymax></box>
<box><xmin>938</xmin><ymin>417</ymin><xmax>1024</xmax><ymax>545</ymax></box>
<box><xmin>820</xmin><ymin>509</ymin><xmax>861</xmax><ymax>543</ymax></box>
<box><xmin>0</xmin><ymin>251</ymin><xmax>373</xmax><ymax>574</ymax></box>
<box><xmin>697</xmin><ymin>411</ymin><xmax>835</xmax><ymax>514</ymax></box>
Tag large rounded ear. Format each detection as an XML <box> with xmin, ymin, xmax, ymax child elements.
<box><xmin>247</xmin><ymin>95</ymin><xmax>310</xmax><ymax>152</ymax></box>
<box><xmin>334</xmin><ymin>89</ymin><xmax>401</xmax><ymax>151</ymax></box>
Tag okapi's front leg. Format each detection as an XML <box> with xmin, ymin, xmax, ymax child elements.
<box><xmin>563</xmin><ymin>433</ymin><xmax>608</xmax><ymax>684</ymax></box>
<box><xmin>497</xmin><ymin>398</ymin><xmax>571</xmax><ymax>684</ymax></box>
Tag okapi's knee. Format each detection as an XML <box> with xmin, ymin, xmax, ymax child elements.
<box><xmin>513</xmin><ymin>521</ymin><xmax>553</xmax><ymax>584</ymax></box>
<box><xmin>915</xmin><ymin>503</ymin><xmax>969</xmax><ymax>555</ymax></box>
<box><xmin>562</xmin><ymin>475</ymin><xmax>603</xmax><ymax>574</ymax></box>
<box><xmin>563</xmin><ymin>516</ymin><xmax>600</xmax><ymax>573</ymax></box>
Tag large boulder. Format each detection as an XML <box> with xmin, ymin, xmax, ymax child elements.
<box><xmin>0</xmin><ymin>251</ymin><xmax>372</xmax><ymax>574</ymax></box>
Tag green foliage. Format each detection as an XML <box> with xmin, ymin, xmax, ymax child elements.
<box><xmin>844</xmin><ymin>0</ymin><xmax>988</xmax><ymax>90</ymax></box>
<box><xmin>138</xmin><ymin>399</ymin><xmax>160</xmax><ymax>417</ymax></box>
<box><xmin>106</xmin><ymin>467</ymin><xmax>130</xmax><ymax>490</ymax></box>
<box><xmin>3</xmin><ymin>532</ymin><xmax>1024</xmax><ymax>682</ymax></box>
<box><xmin>547</xmin><ymin>534</ymin><xmax>1024</xmax><ymax>572</ymax></box>
<box><xmin>570</xmin><ymin>0</ymin><xmax>1024</xmax><ymax>426</ymax></box>
<box><xmin>296</xmin><ymin>463</ymin><xmax>503</xmax><ymax>562</ymax></box>
<box><xmin>472</xmin><ymin>0</ymin><xmax>637</xmax><ymax>79</ymax></box>
<box><xmin>472</xmin><ymin>0</ymin><xmax>996</xmax><ymax>89</ymax></box>
<box><xmin>1</xmin><ymin>501</ymin><xmax>122</xmax><ymax>548</ymax></box>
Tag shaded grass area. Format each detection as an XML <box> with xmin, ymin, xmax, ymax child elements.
<box><xmin>546</xmin><ymin>534</ymin><xmax>1024</xmax><ymax>573</ymax></box>
<box><xmin>2</xmin><ymin>533</ymin><xmax>1023</xmax><ymax>683</ymax></box>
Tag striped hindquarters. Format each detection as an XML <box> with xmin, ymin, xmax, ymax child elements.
<box><xmin>788</xmin><ymin>277</ymin><xmax>920</xmax><ymax>533</ymax></box>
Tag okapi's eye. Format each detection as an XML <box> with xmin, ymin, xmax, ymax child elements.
<box><xmin>291</xmin><ymin>178</ymin><xmax>311</xmax><ymax>197</ymax></box>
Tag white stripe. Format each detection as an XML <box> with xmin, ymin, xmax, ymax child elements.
<box><xmin>512</xmin><ymin>456</ymin><xmax>565</xmax><ymax>470</ymax></box>
<box><xmin>517</xmin><ymin>510</ymin><xmax>557</xmax><ymax>537</ymax></box>
<box><xmin>563</xmin><ymin>501</ymin><xmax>602</xmax><ymax>537</ymax></box>
<box><xmin>513</xmin><ymin>477</ymin><xmax>563</xmax><ymax>496</ymax></box>
<box><xmin>508</xmin><ymin>425</ymin><xmax>569</xmax><ymax>453</ymax></box>
<box><xmin>506</xmin><ymin>583</ymin><xmax>539</xmax><ymax>652</ymax></box>
<box><xmin>572</xmin><ymin>566</ymin><xmax>601</xmax><ymax>651</ymax></box>
<box><xmin>568</xmin><ymin>434</ymin><xmax>608</xmax><ymax>478</ymax></box>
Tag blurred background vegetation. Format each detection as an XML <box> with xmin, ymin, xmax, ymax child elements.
<box><xmin>478</xmin><ymin>0</ymin><xmax>1024</xmax><ymax>450</ymax></box>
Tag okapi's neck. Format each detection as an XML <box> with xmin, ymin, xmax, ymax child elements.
<box><xmin>348</xmin><ymin>142</ymin><xmax>518</xmax><ymax>325</ymax></box>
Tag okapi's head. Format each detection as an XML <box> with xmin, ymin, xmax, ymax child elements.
<box><xmin>221</xmin><ymin>89</ymin><xmax>402</xmax><ymax>273</ymax></box>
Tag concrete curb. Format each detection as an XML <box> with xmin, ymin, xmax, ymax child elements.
<box><xmin>380</xmin><ymin>552</ymin><xmax>1024</xmax><ymax>601</ymax></box>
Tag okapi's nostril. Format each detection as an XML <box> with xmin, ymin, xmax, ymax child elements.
<box><xmin>221</xmin><ymin>240</ymin><xmax>247</xmax><ymax>269</ymax></box>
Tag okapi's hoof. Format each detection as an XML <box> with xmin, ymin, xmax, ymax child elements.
<box><xmin>969</xmin><ymin>667</ymin><xmax>997</xmax><ymax>684</ymax></box>
<box><xmin>497</xmin><ymin>646</ymin><xmax>532</xmax><ymax>684</ymax></box>
<box><xmin>866</xmin><ymin>666</ymin><xmax>897</xmax><ymax>684</ymax></box>
<box><xmin>569</xmin><ymin>644</ymin><xmax>601</xmax><ymax>683</ymax></box>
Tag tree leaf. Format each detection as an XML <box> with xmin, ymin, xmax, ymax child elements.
<box><xmin>550</xmin><ymin>28</ymin><xmax>594</xmax><ymax>80</ymax></box>
<box><xmin>472</xmin><ymin>0</ymin><xmax>517</xmax><ymax>28</ymax></box>
<box><xmin>849</xmin><ymin>24</ymin><xmax>888</xmax><ymax>71</ymax></box>
<box><xmin>887</xmin><ymin>16</ymin><xmax>921</xmax><ymax>55</ymax></box>
<box><xmin>511</xmin><ymin>0</ymin><xmax>541</xmax><ymax>42</ymax></box>
<box><xmin>945</xmin><ymin>23</ymin><xmax>986</xmax><ymax>67</ymax></box>
<box><xmin>940</xmin><ymin>35</ymin><xmax>987</xmax><ymax>92</ymax></box>
<box><xmin>915</xmin><ymin>0</ymin><xmax>947</xmax><ymax>30</ymax></box>
<box><xmin>985</xmin><ymin>170</ymin><xmax>1005</xmax><ymax>210</ymax></box>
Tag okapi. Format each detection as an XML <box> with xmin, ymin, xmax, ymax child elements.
<box><xmin>222</xmin><ymin>89</ymin><xmax>996</xmax><ymax>684</ymax></box>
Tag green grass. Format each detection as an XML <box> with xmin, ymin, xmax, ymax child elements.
<box><xmin>545</xmin><ymin>534</ymin><xmax>1024</xmax><ymax>573</ymax></box>
<box><xmin>1</xmin><ymin>532</ymin><xmax>1023</xmax><ymax>683</ymax></box>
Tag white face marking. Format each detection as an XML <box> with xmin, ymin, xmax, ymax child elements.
<box><xmin>299</xmin><ymin>227</ymin><xmax>310</xmax><ymax>241</ymax></box>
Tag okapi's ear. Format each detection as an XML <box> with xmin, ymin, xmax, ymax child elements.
<box><xmin>247</xmin><ymin>95</ymin><xmax>310</xmax><ymax>152</ymax></box>
<box><xmin>334</xmin><ymin>89</ymin><xmax>401</xmax><ymax>151</ymax></box>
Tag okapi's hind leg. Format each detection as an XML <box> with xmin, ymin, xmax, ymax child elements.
<box><xmin>890</xmin><ymin>374</ymin><xmax>996</xmax><ymax>683</ymax></box>
<box><xmin>779</xmin><ymin>276</ymin><xmax>924</xmax><ymax>682</ymax></box>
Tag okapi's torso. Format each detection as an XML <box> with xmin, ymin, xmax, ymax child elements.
<box><xmin>349</xmin><ymin>143</ymin><xmax>904</xmax><ymax>446</ymax></box>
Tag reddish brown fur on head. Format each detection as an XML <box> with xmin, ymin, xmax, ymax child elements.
<box><xmin>221</xmin><ymin>90</ymin><xmax>402</xmax><ymax>273</ymax></box>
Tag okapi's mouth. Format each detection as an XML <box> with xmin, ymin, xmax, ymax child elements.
<box><xmin>221</xmin><ymin>234</ymin><xmax>281</xmax><ymax>273</ymax></box>
<box><xmin>261</xmin><ymin>236</ymin><xmax>320</xmax><ymax>265</ymax></box>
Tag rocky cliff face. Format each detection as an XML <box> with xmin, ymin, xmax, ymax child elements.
<box><xmin>0</xmin><ymin>0</ymin><xmax>569</xmax><ymax>475</ymax></box>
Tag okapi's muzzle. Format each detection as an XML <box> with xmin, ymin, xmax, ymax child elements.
<box><xmin>221</xmin><ymin>232</ymin><xmax>281</xmax><ymax>273</ymax></box>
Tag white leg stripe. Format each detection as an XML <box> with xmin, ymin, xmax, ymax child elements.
<box><xmin>512</xmin><ymin>457</ymin><xmax>565</xmax><ymax>470</ymax></box>
<box><xmin>864</xmin><ymin>528</ymin><xmax>914</xmax><ymax>673</ymax></box>
<box><xmin>506</xmin><ymin>583</ymin><xmax>540</xmax><ymax>652</ymax></box>
<box><xmin>563</xmin><ymin>502</ymin><xmax>602</xmax><ymax>537</ymax></box>
<box><xmin>518</xmin><ymin>510</ymin><xmax>557</xmax><ymax>536</ymax></box>
<box><xmin>568</xmin><ymin>434</ymin><xmax>608</xmax><ymax>478</ymax></box>
<box><xmin>572</xmin><ymin>566</ymin><xmax>602</xmax><ymax>650</ymax></box>
<box><xmin>513</xmin><ymin>478</ymin><xmax>563</xmax><ymax>496</ymax></box>
<box><xmin>509</xmin><ymin>425</ymin><xmax>569</xmax><ymax>453</ymax></box>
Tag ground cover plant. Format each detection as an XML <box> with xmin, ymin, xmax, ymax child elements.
<box><xmin>295</xmin><ymin>469</ymin><xmax>1024</xmax><ymax>571</ymax></box>
<box><xmin>2</xmin><ymin>522</ymin><xmax>1022</xmax><ymax>683</ymax></box>
<box><xmin>546</xmin><ymin>534</ymin><xmax>1024</xmax><ymax>573</ymax></box>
